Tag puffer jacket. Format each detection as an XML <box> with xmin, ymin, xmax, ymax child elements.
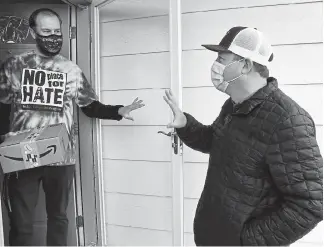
<box><xmin>176</xmin><ymin>78</ymin><xmax>323</xmax><ymax>246</ymax></box>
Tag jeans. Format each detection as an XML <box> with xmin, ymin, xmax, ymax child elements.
<box><xmin>4</xmin><ymin>165</ymin><xmax>75</xmax><ymax>246</ymax></box>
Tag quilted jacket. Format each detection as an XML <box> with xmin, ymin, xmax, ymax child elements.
<box><xmin>176</xmin><ymin>78</ymin><xmax>323</xmax><ymax>246</ymax></box>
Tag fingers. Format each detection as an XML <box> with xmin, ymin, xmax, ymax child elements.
<box><xmin>130</xmin><ymin>102</ymin><xmax>145</xmax><ymax>110</ymax></box>
<box><xmin>134</xmin><ymin>99</ymin><xmax>143</xmax><ymax>105</ymax></box>
<box><xmin>130</xmin><ymin>98</ymin><xmax>145</xmax><ymax>107</ymax></box>
<box><xmin>125</xmin><ymin>115</ymin><xmax>134</xmax><ymax>121</ymax></box>
<box><xmin>165</xmin><ymin>89</ymin><xmax>172</xmax><ymax>101</ymax></box>
<box><xmin>169</xmin><ymin>89</ymin><xmax>174</xmax><ymax>97</ymax></box>
<box><xmin>163</xmin><ymin>95</ymin><xmax>178</xmax><ymax>116</ymax></box>
<box><xmin>132</xmin><ymin>97</ymin><xmax>139</xmax><ymax>104</ymax></box>
<box><xmin>165</xmin><ymin>89</ymin><xmax>176</xmax><ymax>102</ymax></box>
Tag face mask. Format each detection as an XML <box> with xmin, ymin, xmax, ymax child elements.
<box><xmin>211</xmin><ymin>58</ymin><xmax>244</xmax><ymax>92</ymax></box>
<box><xmin>35</xmin><ymin>33</ymin><xmax>63</xmax><ymax>56</ymax></box>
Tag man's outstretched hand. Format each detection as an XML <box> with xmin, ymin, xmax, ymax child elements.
<box><xmin>163</xmin><ymin>89</ymin><xmax>187</xmax><ymax>128</ymax></box>
<box><xmin>118</xmin><ymin>97</ymin><xmax>145</xmax><ymax>121</ymax></box>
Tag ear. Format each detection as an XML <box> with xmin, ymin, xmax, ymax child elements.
<box><xmin>241</xmin><ymin>58</ymin><xmax>253</xmax><ymax>74</ymax></box>
<box><xmin>30</xmin><ymin>28</ymin><xmax>36</xmax><ymax>39</ymax></box>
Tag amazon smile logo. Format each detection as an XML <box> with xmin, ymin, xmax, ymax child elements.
<box><xmin>0</xmin><ymin>145</ymin><xmax>57</xmax><ymax>161</ymax></box>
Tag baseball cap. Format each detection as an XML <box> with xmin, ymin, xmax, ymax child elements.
<box><xmin>202</xmin><ymin>26</ymin><xmax>274</xmax><ymax>66</ymax></box>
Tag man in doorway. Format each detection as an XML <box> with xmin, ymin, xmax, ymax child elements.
<box><xmin>163</xmin><ymin>26</ymin><xmax>323</xmax><ymax>246</ymax></box>
<box><xmin>0</xmin><ymin>8</ymin><xmax>144</xmax><ymax>246</ymax></box>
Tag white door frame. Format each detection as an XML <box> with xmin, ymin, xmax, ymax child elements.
<box><xmin>70</xmin><ymin>5</ymin><xmax>85</xmax><ymax>246</ymax></box>
<box><xmin>90</xmin><ymin>0</ymin><xmax>184</xmax><ymax>246</ymax></box>
<box><xmin>89</xmin><ymin>1</ymin><xmax>116</xmax><ymax>245</ymax></box>
<box><xmin>169</xmin><ymin>0</ymin><xmax>184</xmax><ymax>245</ymax></box>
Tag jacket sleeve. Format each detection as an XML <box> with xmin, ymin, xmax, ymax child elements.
<box><xmin>175</xmin><ymin>112</ymin><xmax>214</xmax><ymax>154</ymax></box>
<box><xmin>241</xmin><ymin>114</ymin><xmax>323</xmax><ymax>246</ymax></box>
<box><xmin>81</xmin><ymin>100</ymin><xmax>124</xmax><ymax>121</ymax></box>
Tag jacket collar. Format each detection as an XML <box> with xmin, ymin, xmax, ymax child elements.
<box><xmin>222</xmin><ymin>77</ymin><xmax>278</xmax><ymax>115</ymax></box>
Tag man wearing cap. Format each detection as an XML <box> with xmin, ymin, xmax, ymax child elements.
<box><xmin>164</xmin><ymin>26</ymin><xmax>323</xmax><ymax>246</ymax></box>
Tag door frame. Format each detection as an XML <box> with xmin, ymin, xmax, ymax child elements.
<box><xmin>70</xmin><ymin>5</ymin><xmax>86</xmax><ymax>246</ymax></box>
<box><xmin>168</xmin><ymin>0</ymin><xmax>184</xmax><ymax>245</ymax></box>
<box><xmin>89</xmin><ymin>1</ymin><xmax>116</xmax><ymax>245</ymax></box>
<box><xmin>74</xmin><ymin>4</ymin><xmax>101</xmax><ymax>246</ymax></box>
<box><xmin>89</xmin><ymin>0</ymin><xmax>184</xmax><ymax>246</ymax></box>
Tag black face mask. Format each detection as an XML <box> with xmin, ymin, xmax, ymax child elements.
<box><xmin>35</xmin><ymin>33</ymin><xmax>63</xmax><ymax>56</ymax></box>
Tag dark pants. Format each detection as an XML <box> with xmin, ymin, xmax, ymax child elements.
<box><xmin>5</xmin><ymin>165</ymin><xmax>75</xmax><ymax>246</ymax></box>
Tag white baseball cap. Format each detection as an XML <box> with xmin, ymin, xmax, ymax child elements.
<box><xmin>202</xmin><ymin>26</ymin><xmax>274</xmax><ymax>66</ymax></box>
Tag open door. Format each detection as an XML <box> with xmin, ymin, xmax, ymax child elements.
<box><xmin>88</xmin><ymin>0</ymin><xmax>184</xmax><ymax>245</ymax></box>
<box><xmin>0</xmin><ymin>2</ymin><xmax>83</xmax><ymax>246</ymax></box>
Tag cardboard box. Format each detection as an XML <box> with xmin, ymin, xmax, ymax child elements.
<box><xmin>0</xmin><ymin>123</ymin><xmax>69</xmax><ymax>174</ymax></box>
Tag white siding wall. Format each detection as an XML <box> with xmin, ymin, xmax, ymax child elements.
<box><xmin>181</xmin><ymin>0</ymin><xmax>323</xmax><ymax>246</ymax></box>
<box><xmin>99</xmin><ymin>1</ymin><xmax>173</xmax><ymax>245</ymax></box>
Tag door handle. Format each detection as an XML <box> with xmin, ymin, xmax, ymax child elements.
<box><xmin>157</xmin><ymin>130</ymin><xmax>174</xmax><ymax>137</ymax></box>
<box><xmin>158</xmin><ymin>130</ymin><xmax>183</xmax><ymax>155</ymax></box>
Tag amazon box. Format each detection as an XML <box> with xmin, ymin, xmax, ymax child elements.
<box><xmin>0</xmin><ymin>123</ymin><xmax>69</xmax><ymax>173</ymax></box>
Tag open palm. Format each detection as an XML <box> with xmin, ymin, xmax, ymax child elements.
<box><xmin>163</xmin><ymin>89</ymin><xmax>187</xmax><ymax>128</ymax></box>
<box><xmin>118</xmin><ymin>97</ymin><xmax>145</xmax><ymax>121</ymax></box>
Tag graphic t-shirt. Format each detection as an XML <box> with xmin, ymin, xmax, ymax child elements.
<box><xmin>0</xmin><ymin>51</ymin><xmax>98</xmax><ymax>165</ymax></box>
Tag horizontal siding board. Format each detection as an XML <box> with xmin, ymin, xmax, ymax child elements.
<box><xmin>184</xmin><ymin>233</ymin><xmax>195</xmax><ymax>246</ymax></box>
<box><xmin>100</xmin><ymin>16</ymin><xmax>169</xmax><ymax>56</ymax></box>
<box><xmin>182</xmin><ymin>87</ymin><xmax>227</xmax><ymax>125</ymax></box>
<box><xmin>102</xmin><ymin>126</ymin><xmax>172</xmax><ymax>162</ymax></box>
<box><xmin>100</xmin><ymin>89</ymin><xmax>171</xmax><ymax>126</ymax></box>
<box><xmin>105</xmin><ymin>193</ymin><xmax>172</xmax><ymax>231</ymax></box>
<box><xmin>184</xmin><ymin>163</ymin><xmax>208</xmax><ymax>199</ymax></box>
<box><xmin>100</xmin><ymin>52</ymin><xmax>170</xmax><ymax>91</ymax></box>
<box><xmin>103</xmin><ymin>159</ymin><xmax>172</xmax><ymax>197</ymax></box>
<box><xmin>98</xmin><ymin>0</ymin><xmax>319</xmax><ymax>22</ymax></box>
<box><xmin>99</xmin><ymin>0</ymin><xmax>169</xmax><ymax>23</ymax></box>
<box><xmin>182</xmin><ymin>3</ymin><xmax>322</xmax><ymax>50</ymax></box>
<box><xmin>269</xmin><ymin>44</ymin><xmax>323</xmax><ymax>85</ymax></box>
<box><xmin>184</xmin><ymin>146</ymin><xmax>209</xmax><ymax>163</ymax></box>
<box><xmin>181</xmin><ymin>0</ymin><xmax>320</xmax><ymax>13</ymax></box>
<box><xmin>183</xmin><ymin>44</ymin><xmax>323</xmax><ymax>88</ymax></box>
<box><xmin>184</xmin><ymin>199</ymin><xmax>198</xmax><ymax>233</ymax></box>
<box><xmin>106</xmin><ymin>225</ymin><xmax>172</xmax><ymax>246</ymax></box>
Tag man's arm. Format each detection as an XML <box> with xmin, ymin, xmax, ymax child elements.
<box><xmin>241</xmin><ymin>115</ymin><xmax>323</xmax><ymax>246</ymax></box>
<box><xmin>75</xmin><ymin>71</ymin><xmax>143</xmax><ymax>121</ymax></box>
<box><xmin>81</xmin><ymin>101</ymin><xmax>123</xmax><ymax>120</ymax></box>
<box><xmin>163</xmin><ymin>90</ymin><xmax>214</xmax><ymax>154</ymax></box>
<box><xmin>176</xmin><ymin>113</ymin><xmax>214</xmax><ymax>154</ymax></box>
